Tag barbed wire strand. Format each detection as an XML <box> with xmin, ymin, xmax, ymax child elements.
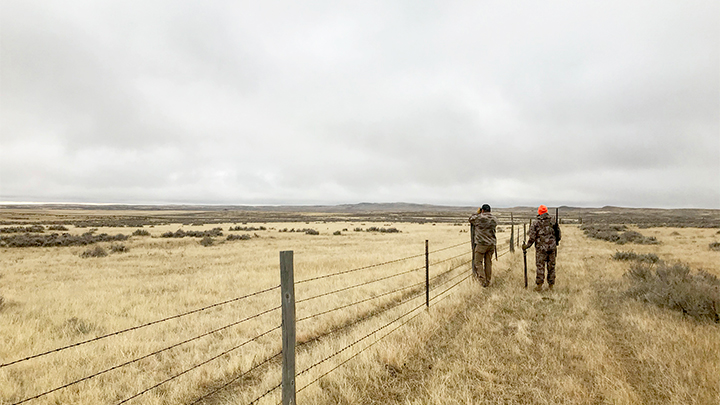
<box><xmin>296</xmin><ymin>254</ymin><xmax>472</xmax><ymax>351</ymax></box>
<box><xmin>295</xmin><ymin>240</ymin><xmax>467</xmax><ymax>285</ymax></box>
<box><xmin>297</xmin><ymin>248</ymin><xmax>471</xmax><ymax>306</ymax></box>
<box><xmin>293</xmin><ymin>270</ymin><xmax>475</xmax><ymax>402</ymax></box>
<box><xmin>1</xmin><ymin>284</ymin><xmax>280</xmax><ymax>369</ymax></box>
<box><xmin>295</xmin><ymin>295</ymin><xmax>429</xmax><ymax>380</ymax></box>
<box><xmin>190</xmin><ymin>349</ymin><xmax>283</xmax><ymax>405</ymax></box>
<box><xmin>293</xmin><ymin>304</ymin><xmax>426</xmax><ymax>400</ymax></box>
<box><xmin>430</xmin><ymin>272</ymin><xmax>473</xmax><ymax>305</ymax></box>
<box><xmin>294</xmin><ymin>285</ymin><xmax>426</xmax><ymax>352</ymax></box>
<box><xmin>248</xmin><ymin>381</ymin><xmax>282</xmax><ymax>405</ymax></box>
<box><xmin>428</xmin><ymin>240</ymin><xmax>470</xmax><ymax>254</ymax></box>
<box><xmin>297</xmin><ymin>280</ymin><xmax>425</xmax><ymax>323</ymax></box>
<box><xmin>13</xmin><ymin>307</ymin><xmax>281</xmax><ymax>405</ymax></box>
<box><xmin>293</xmin><ymin>263</ymin><xmax>473</xmax><ymax>380</ymax></box>
<box><xmin>296</xmin><ymin>264</ymin><xmax>424</xmax><ymax>304</ymax></box>
<box><xmin>116</xmin><ymin>325</ymin><xmax>282</xmax><ymax>405</ymax></box>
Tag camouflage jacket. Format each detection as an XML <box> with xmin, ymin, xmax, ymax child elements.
<box><xmin>527</xmin><ymin>212</ymin><xmax>557</xmax><ymax>251</ymax></box>
<box><xmin>469</xmin><ymin>212</ymin><xmax>497</xmax><ymax>246</ymax></box>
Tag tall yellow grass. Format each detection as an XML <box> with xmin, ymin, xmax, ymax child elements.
<box><xmin>1</xmin><ymin>221</ymin><xmax>718</xmax><ymax>404</ymax></box>
<box><xmin>0</xmin><ymin>221</ymin><xmax>472</xmax><ymax>404</ymax></box>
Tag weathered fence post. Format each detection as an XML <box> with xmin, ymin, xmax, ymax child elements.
<box><xmin>280</xmin><ymin>251</ymin><xmax>296</xmax><ymax>405</ymax></box>
<box><xmin>510</xmin><ymin>213</ymin><xmax>515</xmax><ymax>253</ymax></box>
<box><xmin>425</xmin><ymin>240</ymin><xmax>429</xmax><ymax>308</ymax></box>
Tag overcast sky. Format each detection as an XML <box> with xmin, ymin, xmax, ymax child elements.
<box><xmin>1</xmin><ymin>1</ymin><xmax>718</xmax><ymax>208</ymax></box>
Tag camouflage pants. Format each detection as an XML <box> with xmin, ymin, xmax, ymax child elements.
<box><xmin>473</xmin><ymin>244</ymin><xmax>495</xmax><ymax>286</ymax></box>
<box><xmin>535</xmin><ymin>248</ymin><xmax>556</xmax><ymax>286</ymax></box>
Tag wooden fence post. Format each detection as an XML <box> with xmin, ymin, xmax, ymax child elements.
<box><xmin>510</xmin><ymin>213</ymin><xmax>515</xmax><ymax>253</ymax></box>
<box><xmin>280</xmin><ymin>251</ymin><xmax>296</xmax><ymax>405</ymax></box>
<box><xmin>425</xmin><ymin>240</ymin><xmax>429</xmax><ymax>308</ymax></box>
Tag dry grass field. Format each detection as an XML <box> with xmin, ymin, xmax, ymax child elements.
<box><xmin>1</xmin><ymin>209</ymin><xmax>718</xmax><ymax>405</ymax></box>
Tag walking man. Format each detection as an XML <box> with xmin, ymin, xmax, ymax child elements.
<box><xmin>523</xmin><ymin>205</ymin><xmax>558</xmax><ymax>291</ymax></box>
<box><xmin>469</xmin><ymin>204</ymin><xmax>497</xmax><ymax>287</ymax></box>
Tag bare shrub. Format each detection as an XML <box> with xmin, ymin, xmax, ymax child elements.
<box><xmin>132</xmin><ymin>229</ymin><xmax>150</xmax><ymax>236</ymax></box>
<box><xmin>333</xmin><ymin>231</ymin><xmax>341</xmax><ymax>236</ymax></box>
<box><xmin>581</xmin><ymin>224</ymin><xmax>657</xmax><ymax>245</ymax></box>
<box><xmin>613</xmin><ymin>251</ymin><xmax>659</xmax><ymax>264</ymax></box>
<box><xmin>161</xmin><ymin>228</ymin><xmax>223</xmax><ymax>238</ymax></box>
<box><xmin>109</xmin><ymin>244</ymin><xmax>128</xmax><ymax>253</ymax></box>
<box><xmin>0</xmin><ymin>225</ymin><xmax>45</xmax><ymax>233</ymax></box>
<box><xmin>227</xmin><ymin>234</ymin><xmax>251</xmax><ymax>241</ymax></box>
<box><xmin>366</xmin><ymin>227</ymin><xmax>400</xmax><ymax>233</ymax></box>
<box><xmin>709</xmin><ymin>242</ymin><xmax>720</xmax><ymax>252</ymax></box>
<box><xmin>354</xmin><ymin>227</ymin><xmax>363</xmax><ymax>232</ymax></box>
<box><xmin>48</xmin><ymin>225</ymin><xmax>69</xmax><ymax>231</ymax></box>
<box><xmin>625</xmin><ymin>261</ymin><xmax>720</xmax><ymax>323</ymax></box>
<box><xmin>229</xmin><ymin>225</ymin><xmax>266</xmax><ymax>231</ymax></box>
<box><xmin>304</xmin><ymin>229</ymin><xmax>319</xmax><ymax>235</ymax></box>
<box><xmin>199</xmin><ymin>236</ymin><xmax>214</xmax><ymax>246</ymax></box>
<box><xmin>1</xmin><ymin>232</ymin><xmax>127</xmax><ymax>248</ymax></box>
<box><xmin>617</xmin><ymin>231</ymin><xmax>659</xmax><ymax>245</ymax></box>
<box><xmin>81</xmin><ymin>246</ymin><xmax>107</xmax><ymax>258</ymax></box>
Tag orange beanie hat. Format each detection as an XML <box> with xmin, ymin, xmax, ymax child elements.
<box><xmin>538</xmin><ymin>205</ymin><xmax>548</xmax><ymax>215</ymax></box>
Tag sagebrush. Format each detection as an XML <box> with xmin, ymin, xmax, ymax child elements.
<box><xmin>625</xmin><ymin>261</ymin><xmax>720</xmax><ymax>323</ymax></box>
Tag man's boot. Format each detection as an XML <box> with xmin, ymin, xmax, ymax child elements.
<box><xmin>534</xmin><ymin>284</ymin><xmax>543</xmax><ymax>292</ymax></box>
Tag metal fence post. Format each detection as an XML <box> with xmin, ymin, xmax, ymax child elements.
<box><xmin>425</xmin><ymin>240</ymin><xmax>429</xmax><ymax>308</ymax></box>
<box><xmin>280</xmin><ymin>251</ymin><xmax>296</xmax><ymax>405</ymax></box>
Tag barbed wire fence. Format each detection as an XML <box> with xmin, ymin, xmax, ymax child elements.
<box><xmin>3</xmin><ymin>219</ymin><xmax>528</xmax><ymax>405</ymax></box>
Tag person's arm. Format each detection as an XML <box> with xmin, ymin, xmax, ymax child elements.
<box><xmin>524</xmin><ymin>221</ymin><xmax>536</xmax><ymax>249</ymax></box>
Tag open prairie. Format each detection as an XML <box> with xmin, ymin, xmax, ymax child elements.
<box><xmin>0</xmin><ymin>207</ymin><xmax>718</xmax><ymax>404</ymax></box>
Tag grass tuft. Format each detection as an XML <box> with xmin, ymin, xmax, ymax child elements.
<box><xmin>226</xmin><ymin>234</ymin><xmax>251</xmax><ymax>241</ymax></box>
<box><xmin>709</xmin><ymin>242</ymin><xmax>720</xmax><ymax>252</ymax></box>
<box><xmin>161</xmin><ymin>228</ymin><xmax>223</xmax><ymax>238</ymax></box>
<box><xmin>581</xmin><ymin>224</ymin><xmax>658</xmax><ymax>244</ymax></box>
<box><xmin>612</xmin><ymin>251</ymin><xmax>659</xmax><ymax>263</ymax></box>
<box><xmin>109</xmin><ymin>244</ymin><xmax>128</xmax><ymax>253</ymax></box>
<box><xmin>81</xmin><ymin>246</ymin><xmax>108</xmax><ymax>258</ymax></box>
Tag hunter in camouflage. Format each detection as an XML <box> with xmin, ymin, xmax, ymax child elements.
<box><xmin>469</xmin><ymin>204</ymin><xmax>497</xmax><ymax>287</ymax></box>
<box><xmin>523</xmin><ymin>205</ymin><xmax>557</xmax><ymax>291</ymax></box>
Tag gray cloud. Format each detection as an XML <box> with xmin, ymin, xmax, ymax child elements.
<box><xmin>1</xmin><ymin>0</ymin><xmax>718</xmax><ymax>208</ymax></box>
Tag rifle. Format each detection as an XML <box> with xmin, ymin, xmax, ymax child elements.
<box><xmin>554</xmin><ymin>207</ymin><xmax>562</xmax><ymax>250</ymax></box>
<box><xmin>471</xmin><ymin>223</ymin><xmax>477</xmax><ymax>278</ymax></box>
<box><xmin>523</xmin><ymin>222</ymin><xmax>528</xmax><ymax>288</ymax></box>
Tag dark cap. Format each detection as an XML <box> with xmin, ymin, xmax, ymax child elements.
<box><xmin>481</xmin><ymin>204</ymin><xmax>491</xmax><ymax>212</ymax></box>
